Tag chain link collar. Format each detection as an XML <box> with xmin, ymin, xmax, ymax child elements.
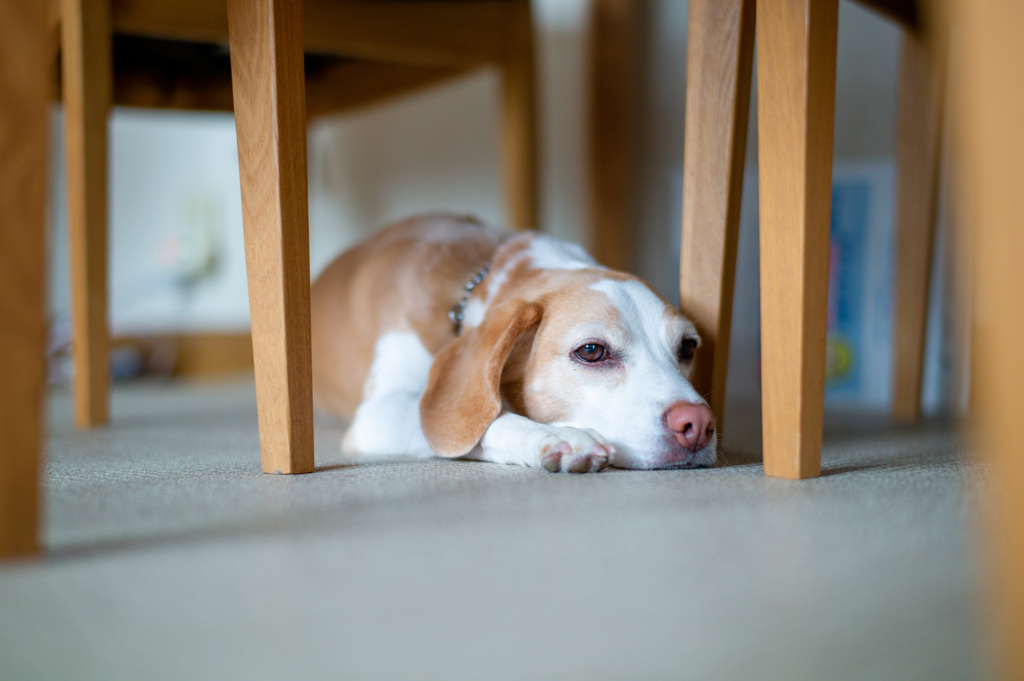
<box><xmin>448</xmin><ymin>264</ymin><xmax>491</xmax><ymax>335</ymax></box>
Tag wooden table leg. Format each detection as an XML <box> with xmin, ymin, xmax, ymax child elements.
<box><xmin>891</xmin><ymin>28</ymin><xmax>945</xmax><ymax>423</ymax></box>
<box><xmin>679</xmin><ymin>0</ymin><xmax>755</xmax><ymax>427</ymax></box>
<box><xmin>500</xmin><ymin>0</ymin><xmax>538</xmax><ymax>231</ymax></box>
<box><xmin>755</xmin><ymin>0</ymin><xmax>838</xmax><ymax>479</ymax></box>
<box><xmin>0</xmin><ymin>0</ymin><xmax>49</xmax><ymax>558</ymax></box>
<box><xmin>228</xmin><ymin>0</ymin><xmax>314</xmax><ymax>475</ymax></box>
<box><xmin>61</xmin><ymin>0</ymin><xmax>111</xmax><ymax>428</ymax></box>
<box><xmin>953</xmin><ymin>2</ymin><xmax>1024</xmax><ymax>678</ymax></box>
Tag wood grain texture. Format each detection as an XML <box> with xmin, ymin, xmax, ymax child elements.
<box><xmin>166</xmin><ymin>333</ymin><xmax>253</xmax><ymax>377</ymax></box>
<box><xmin>891</xmin><ymin>29</ymin><xmax>944</xmax><ymax>422</ymax></box>
<box><xmin>305</xmin><ymin>61</ymin><xmax>463</xmax><ymax>119</ymax></box>
<box><xmin>110</xmin><ymin>332</ymin><xmax>255</xmax><ymax>378</ymax></box>
<box><xmin>500</xmin><ymin>0</ymin><xmax>538</xmax><ymax>231</ymax></box>
<box><xmin>854</xmin><ymin>0</ymin><xmax>919</xmax><ymax>31</ymax></box>
<box><xmin>756</xmin><ymin>0</ymin><xmax>838</xmax><ymax>479</ymax></box>
<box><xmin>587</xmin><ymin>0</ymin><xmax>647</xmax><ymax>270</ymax></box>
<box><xmin>0</xmin><ymin>0</ymin><xmax>49</xmax><ymax>558</ymax></box>
<box><xmin>303</xmin><ymin>0</ymin><xmax>509</xmax><ymax>69</ymax></box>
<box><xmin>228</xmin><ymin>0</ymin><xmax>314</xmax><ymax>475</ymax></box>
<box><xmin>100</xmin><ymin>55</ymin><xmax>463</xmax><ymax>118</ymax></box>
<box><xmin>679</xmin><ymin>0</ymin><xmax>755</xmax><ymax>429</ymax></box>
<box><xmin>951</xmin><ymin>1</ymin><xmax>1024</xmax><ymax>678</ymax></box>
<box><xmin>61</xmin><ymin>0</ymin><xmax>111</xmax><ymax>428</ymax></box>
<box><xmin>113</xmin><ymin>0</ymin><xmax>511</xmax><ymax>68</ymax></box>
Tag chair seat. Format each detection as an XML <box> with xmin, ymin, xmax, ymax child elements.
<box><xmin>52</xmin><ymin>33</ymin><xmax>466</xmax><ymax>117</ymax></box>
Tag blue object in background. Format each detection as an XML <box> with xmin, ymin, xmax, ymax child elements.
<box><xmin>826</xmin><ymin>180</ymin><xmax>871</xmax><ymax>396</ymax></box>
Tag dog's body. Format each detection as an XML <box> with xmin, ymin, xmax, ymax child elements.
<box><xmin>311</xmin><ymin>214</ymin><xmax>716</xmax><ymax>472</ymax></box>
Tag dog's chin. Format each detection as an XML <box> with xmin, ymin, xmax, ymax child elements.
<box><xmin>611</xmin><ymin>438</ymin><xmax>718</xmax><ymax>470</ymax></box>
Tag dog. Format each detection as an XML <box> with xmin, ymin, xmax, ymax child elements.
<box><xmin>310</xmin><ymin>214</ymin><xmax>717</xmax><ymax>473</ymax></box>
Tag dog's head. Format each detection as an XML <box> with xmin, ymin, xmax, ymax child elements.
<box><xmin>420</xmin><ymin>268</ymin><xmax>717</xmax><ymax>469</ymax></box>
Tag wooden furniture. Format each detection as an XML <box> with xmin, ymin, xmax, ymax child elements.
<box><xmin>226</xmin><ymin>0</ymin><xmax>315</xmax><ymax>474</ymax></box>
<box><xmin>55</xmin><ymin>0</ymin><xmax>539</xmax><ymax>474</ymax></box>
<box><xmin>0</xmin><ymin>0</ymin><xmax>50</xmax><ymax>557</ymax></box>
<box><xmin>676</xmin><ymin>0</ymin><xmax>944</xmax><ymax>478</ymax></box>
<box><xmin>955</xmin><ymin>2</ymin><xmax>1024</xmax><ymax>677</ymax></box>
<box><xmin>588</xmin><ymin>0</ymin><xmax>646</xmax><ymax>271</ymax></box>
<box><xmin>671</xmin><ymin>0</ymin><xmax>1024</xmax><ymax>667</ymax></box>
<box><xmin>2</xmin><ymin>0</ymin><xmax>537</xmax><ymax>556</ymax></box>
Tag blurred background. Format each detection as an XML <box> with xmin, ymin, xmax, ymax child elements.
<box><xmin>44</xmin><ymin>0</ymin><xmax>961</xmax><ymax>418</ymax></box>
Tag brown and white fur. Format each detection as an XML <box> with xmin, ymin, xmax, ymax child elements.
<box><xmin>311</xmin><ymin>214</ymin><xmax>717</xmax><ymax>473</ymax></box>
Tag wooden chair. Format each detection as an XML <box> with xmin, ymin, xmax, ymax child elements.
<box><xmin>55</xmin><ymin>0</ymin><xmax>538</xmax><ymax>477</ymax></box>
<box><xmin>588</xmin><ymin>0</ymin><xmax>941</xmax><ymax>479</ymax></box>
<box><xmin>676</xmin><ymin>0</ymin><xmax>944</xmax><ymax>478</ymax></box>
<box><xmin>1</xmin><ymin>0</ymin><xmax>536</xmax><ymax>555</ymax></box>
<box><xmin>1</xmin><ymin>0</ymin><xmax>50</xmax><ymax>557</ymax></box>
<box><xmin>957</xmin><ymin>5</ymin><xmax>1024</xmax><ymax>677</ymax></box>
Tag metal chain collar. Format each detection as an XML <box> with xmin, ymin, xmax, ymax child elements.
<box><xmin>448</xmin><ymin>264</ymin><xmax>491</xmax><ymax>336</ymax></box>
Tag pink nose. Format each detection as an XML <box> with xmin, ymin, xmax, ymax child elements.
<box><xmin>665</xmin><ymin>402</ymin><xmax>716</xmax><ymax>451</ymax></box>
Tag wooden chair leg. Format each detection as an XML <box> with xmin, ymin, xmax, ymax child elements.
<box><xmin>227</xmin><ymin>0</ymin><xmax>314</xmax><ymax>475</ymax></box>
<box><xmin>954</xmin><ymin>2</ymin><xmax>1024</xmax><ymax>678</ymax></box>
<box><xmin>891</xmin><ymin>29</ymin><xmax>945</xmax><ymax>422</ymax></box>
<box><xmin>587</xmin><ymin>0</ymin><xmax>646</xmax><ymax>270</ymax></box>
<box><xmin>679</xmin><ymin>0</ymin><xmax>755</xmax><ymax>428</ymax></box>
<box><xmin>755</xmin><ymin>0</ymin><xmax>838</xmax><ymax>479</ymax></box>
<box><xmin>500</xmin><ymin>0</ymin><xmax>538</xmax><ymax>231</ymax></box>
<box><xmin>0</xmin><ymin>0</ymin><xmax>49</xmax><ymax>558</ymax></box>
<box><xmin>61</xmin><ymin>0</ymin><xmax>111</xmax><ymax>428</ymax></box>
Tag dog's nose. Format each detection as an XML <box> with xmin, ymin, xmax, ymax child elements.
<box><xmin>665</xmin><ymin>402</ymin><xmax>716</xmax><ymax>451</ymax></box>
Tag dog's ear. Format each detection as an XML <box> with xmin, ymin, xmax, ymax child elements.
<box><xmin>420</xmin><ymin>300</ymin><xmax>543</xmax><ymax>457</ymax></box>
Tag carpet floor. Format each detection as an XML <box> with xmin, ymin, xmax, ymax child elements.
<box><xmin>0</xmin><ymin>379</ymin><xmax>985</xmax><ymax>681</ymax></box>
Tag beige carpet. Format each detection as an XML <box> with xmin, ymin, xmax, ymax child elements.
<box><xmin>0</xmin><ymin>379</ymin><xmax>984</xmax><ymax>680</ymax></box>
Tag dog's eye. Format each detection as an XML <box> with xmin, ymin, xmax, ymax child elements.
<box><xmin>677</xmin><ymin>338</ymin><xmax>698</xmax><ymax>362</ymax></box>
<box><xmin>574</xmin><ymin>343</ymin><xmax>608</xmax><ymax>363</ymax></box>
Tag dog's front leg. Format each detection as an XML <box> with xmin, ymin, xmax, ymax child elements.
<box><xmin>341</xmin><ymin>332</ymin><xmax>435</xmax><ymax>459</ymax></box>
<box><xmin>468</xmin><ymin>412</ymin><xmax>614</xmax><ymax>473</ymax></box>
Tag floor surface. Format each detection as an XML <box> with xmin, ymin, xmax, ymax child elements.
<box><xmin>0</xmin><ymin>379</ymin><xmax>985</xmax><ymax>680</ymax></box>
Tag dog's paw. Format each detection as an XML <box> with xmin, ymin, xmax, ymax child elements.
<box><xmin>339</xmin><ymin>430</ymin><xmax>362</xmax><ymax>459</ymax></box>
<box><xmin>528</xmin><ymin>426</ymin><xmax>614</xmax><ymax>474</ymax></box>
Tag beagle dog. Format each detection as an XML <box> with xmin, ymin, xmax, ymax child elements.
<box><xmin>311</xmin><ymin>214</ymin><xmax>716</xmax><ymax>473</ymax></box>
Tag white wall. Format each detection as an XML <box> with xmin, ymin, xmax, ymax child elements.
<box><xmin>48</xmin><ymin>109</ymin><xmax>250</xmax><ymax>335</ymax></box>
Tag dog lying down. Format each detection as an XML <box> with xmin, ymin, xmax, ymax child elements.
<box><xmin>310</xmin><ymin>214</ymin><xmax>716</xmax><ymax>473</ymax></box>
